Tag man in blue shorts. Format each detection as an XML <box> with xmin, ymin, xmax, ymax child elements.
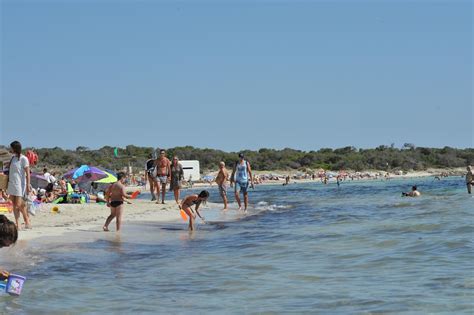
<box><xmin>230</xmin><ymin>153</ymin><xmax>254</xmax><ymax>211</ymax></box>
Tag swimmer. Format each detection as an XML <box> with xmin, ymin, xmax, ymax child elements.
<box><xmin>402</xmin><ymin>185</ymin><xmax>421</xmax><ymax>197</ymax></box>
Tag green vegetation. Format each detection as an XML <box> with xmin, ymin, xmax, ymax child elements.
<box><xmin>6</xmin><ymin>144</ymin><xmax>472</xmax><ymax>174</ymax></box>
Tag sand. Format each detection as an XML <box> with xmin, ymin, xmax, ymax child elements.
<box><xmin>12</xmin><ymin>198</ymin><xmax>182</xmax><ymax>242</ymax></box>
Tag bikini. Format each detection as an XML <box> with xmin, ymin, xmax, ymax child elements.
<box><xmin>183</xmin><ymin>198</ymin><xmax>200</xmax><ymax>208</ymax></box>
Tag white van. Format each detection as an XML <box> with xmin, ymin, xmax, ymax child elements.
<box><xmin>180</xmin><ymin>160</ymin><xmax>200</xmax><ymax>181</ymax></box>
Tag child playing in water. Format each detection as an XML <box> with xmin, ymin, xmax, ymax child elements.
<box><xmin>103</xmin><ymin>172</ymin><xmax>132</xmax><ymax>232</ymax></box>
<box><xmin>180</xmin><ymin>190</ymin><xmax>209</xmax><ymax>231</ymax></box>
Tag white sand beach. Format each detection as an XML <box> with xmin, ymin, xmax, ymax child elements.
<box><xmin>11</xmin><ymin>199</ymin><xmax>182</xmax><ymax>242</ymax></box>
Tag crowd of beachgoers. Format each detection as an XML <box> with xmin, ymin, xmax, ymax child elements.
<box><xmin>1</xmin><ymin>141</ymin><xmax>473</xmax><ymax>233</ymax></box>
<box><xmin>0</xmin><ymin>140</ymin><xmax>473</xmax><ymax>283</ymax></box>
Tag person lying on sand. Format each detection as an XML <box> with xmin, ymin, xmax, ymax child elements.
<box><xmin>402</xmin><ymin>185</ymin><xmax>421</xmax><ymax>197</ymax></box>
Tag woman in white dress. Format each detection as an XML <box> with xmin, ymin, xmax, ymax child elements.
<box><xmin>6</xmin><ymin>141</ymin><xmax>32</xmax><ymax>229</ymax></box>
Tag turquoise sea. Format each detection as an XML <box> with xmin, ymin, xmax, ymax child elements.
<box><xmin>1</xmin><ymin>177</ymin><xmax>473</xmax><ymax>314</ymax></box>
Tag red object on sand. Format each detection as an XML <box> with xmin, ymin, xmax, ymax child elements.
<box><xmin>130</xmin><ymin>191</ymin><xmax>140</xmax><ymax>199</ymax></box>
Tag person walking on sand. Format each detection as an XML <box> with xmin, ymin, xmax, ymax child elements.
<box><xmin>230</xmin><ymin>153</ymin><xmax>254</xmax><ymax>211</ymax></box>
<box><xmin>180</xmin><ymin>190</ymin><xmax>209</xmax><ymax>231</ymax></box>
<box><xmin>103</xmin><ymin>172</ymin><xmax>132</xmax><ymax>232</ymax></box>
<box><xmin>145</xmin><ymin>154</ymin><xmax>158</xmax><ymax>201</ymax></box>
<box><xmin>6</xmin><ymin>141</ymin><xmax>32</xmax><ymax>230</ymax></box>
<box><xmin>170</xmin><ymin>156</ymin><xmax>184</xmax><ymax>205</ymax></box>
<box><xmin>466</xmin><ymin>165</ymin><xmax>474</xmax><ymax>194</ymax></box>
<box><xmin>215</xmin><ymin>161</ymin><xmax>229</xmax><ymax>210</ymax></box>
<box><xmin>154</xmin><ymin>149</ymin><xmax>171</xmax><ymax>204</ymax></box>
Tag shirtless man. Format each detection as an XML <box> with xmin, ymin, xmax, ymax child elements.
<box><xmin>402</xmin><ymin>185</ymin><xmax>421</xmax><ymax>197</ymax></box>
<box><xmin>466</xmin><ymin>165</ymin><xmax>474</xmax><ymax>194</ymax></box>
<box><xmin>145</xmin><ymin>154</ymin><xmax>158</xmax><ymax>201</ymax></box>
<box><xmin>103</xmin><ymin>172</ymin><xmax>131</xmax><ymax>232</ymax></box>
<box><xmin>215</xmin><ymin>161</ymin><xmax>229</xmax><ymax>210</ymax></box>
<box><xmin>230</xmin><ymin>153</ymin><xmax>254</xmax><ymax>211</ymax></box>
<box><xmin>154</xmin><ymin>149</ymin><xmax>171</xmax><ymax>204</ymax></box>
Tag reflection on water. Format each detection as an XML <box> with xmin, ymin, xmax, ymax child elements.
<box><xmin>1</xmin><ymin>177</ymin><xmax>473</xmax><ymax>313</ymax></box>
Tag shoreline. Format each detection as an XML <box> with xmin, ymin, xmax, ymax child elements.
<box><xmin>15</xmin><ymin>199</ymin><xmax>181</xmax><ymax>243</ymax></box>
<box><xmin>4</xmin><ymin>171</ymin><xmax>464</xmax><ymax>245</ymax></box>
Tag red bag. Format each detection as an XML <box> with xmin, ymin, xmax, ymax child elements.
<box><xmin>26</xmin><ymin>150</ymin><xmax>38</xmax><ymax>166</ymax></box>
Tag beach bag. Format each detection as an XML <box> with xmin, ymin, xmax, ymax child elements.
<box><xmin>25</xmin><ymin>150</ymin><xmax>38</xmax><ymax>167</ymax></box>
<box><xmin>147</xmin><ymin>166</ymin><xmax>155</xmax><ymax>177</ymax></box>
<box><xmin>0</xmin><ymin>174</ymin><xmax>7</xmax><ymax>190</ymax></box>
<box><xmin>23</xmin><ymin>195</ymin><xmax>35</xmax><ymax>216</ymax></box>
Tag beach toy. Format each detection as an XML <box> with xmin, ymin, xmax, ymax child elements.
<box><xmin>130</xmin><ymin>190</ymin><xmax>140</xmax><ymax>199</ymax></box>
<box><xmin>5</xmin><ymin>274</ymin><xmax>26</xmax><ymax>296</ymax></box>
<box><xmin>52</xmin><ymin>197</ymin><xmax>63</xmax><ymax>204</ymax></box>
<box><xmin>52</xmin><ymin>206</ymin><xmax>60</xmax><ymax>214</ymax></box>
<box><xmin>180</xmin><ymin>209</ymin><xmax>188</xmax><ymax>221</ymax></box>
<box><xmin>0</xmin><ymin>202</ymin><xmax>13</xmax><ymax>213</ymax></box>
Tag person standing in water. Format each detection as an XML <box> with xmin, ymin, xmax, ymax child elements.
<box><xmin>103</xmin><ymin>172</ymin><xmax>132</xmax><ymax>232</ymax></box>
<box><xmin>6</xmin><ymin>141</ymin><xmax>32</xmax><ymax>230</ymax></box>
<box><xmin>215</xmin><ymin>161</ymin><xmax>229</xmax><ymax>210</ymax></box>
<box><xmin>465</xmin><ymin>166</ymin><xmax>474</xmax><ymax>194</ymax></box>
<box><xmin>180</xmin><ymin>190</ymin><xmax>209</xmax><ymax>231</ymax></box>
<box><xmin>230</xmin><ymin>153</ymin><xmax>254</xmax><ymax>211</ymax></box>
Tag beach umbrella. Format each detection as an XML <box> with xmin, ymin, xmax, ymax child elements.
<box><xmin>63</xmin><ymin>165</ymin><xmax>107</xmax><ymax>183</ymax></box>
<box><xmin>30</xmin><ymin>172</ymin><xmax>49</xmax><ymax>189</ymax></box>
<box><xmin>96</xmin><ymin>171</ymin><xmax>117</xmax><ymax>184</ymax></box>
<box><xmin>103</xmin><ymin>169</ymin><xmax>117</xmax><ymax>177</ymax></box>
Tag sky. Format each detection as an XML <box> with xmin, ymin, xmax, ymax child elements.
<box><xmin>1</xmin><ymin>0</ymin><xmax>472</xmax><ymax>152</ymax></box>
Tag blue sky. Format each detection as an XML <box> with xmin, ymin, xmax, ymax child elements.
<box><xmin>1</xmin><ymin>0</ymin><xmax>472</xmax><ymax>151</ymax></box>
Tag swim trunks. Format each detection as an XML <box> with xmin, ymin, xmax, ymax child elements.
<box><xmin>157</xmin><ymin>176</ymin><xmax>167</xmax><ymax>184</ymax></box>
<box><xmin>218</xmin><ymin>184</ymin><xmax>227</xmax><ymax>197</ymax></box>
<box><xmin>110</xmin><ymin>201</ymin><xmax>124</xmax><ymax>208</ymax></box>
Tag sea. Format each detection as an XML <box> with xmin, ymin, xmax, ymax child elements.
<box><xmin>1</xmin><ymin>176</ymin><xmax>473</xmax><ymax>314</ymax></box>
